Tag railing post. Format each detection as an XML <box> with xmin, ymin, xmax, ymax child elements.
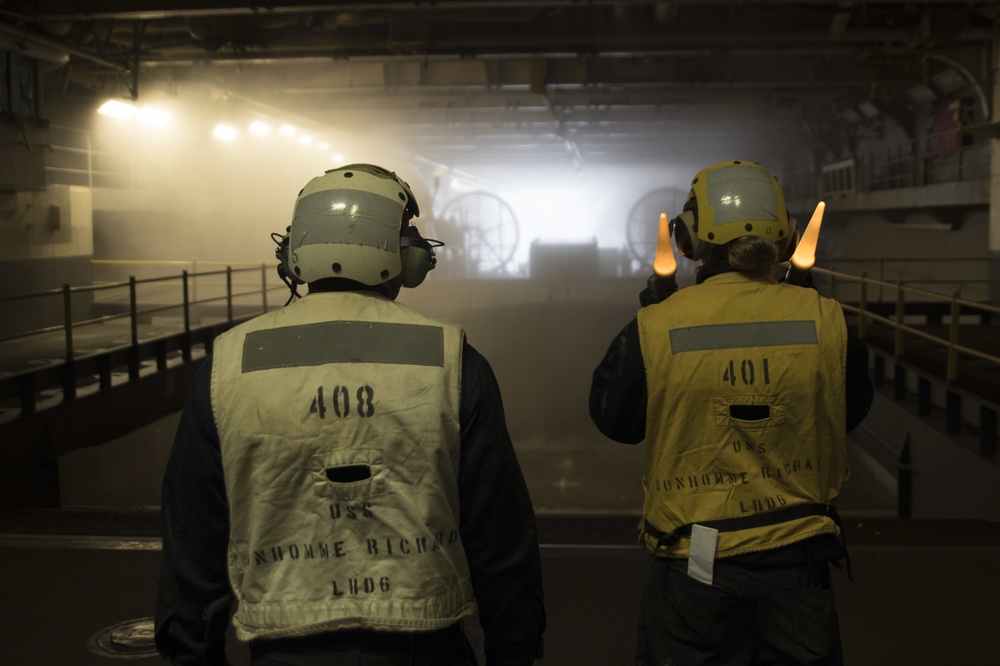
<box><xmin>182</xmin><ymin>270</ymin><xmax>192</xmax><ymax>362</ymax></box>
<box><xmin>894</xmin><ymin>279</ymin><xmax>905</xmax><ymax>357</ymax></box>
<box><xmin>894</xmin><ymin>363</ymin><xmax>907</xmax><ymax>402</ymax></box>
<box><xmin>182</xmin><ymin>270</ymin><xmax>191</xmax><ymax>333</ymax></box>
<box><xmin>227</xmin><ymin>266</ymin><xmax>233</xmax><ymax>323</ymax></box>
<box><xmin>129</xmin><ymin>276</ymin><xmax>139</xmax><ymax>380</ymax></box>
<box><xmin>62</xmin><ymin>283</ymin><xmax>76</xmax><ymax>400</ymax></box>
<box><xmin>946</xmin><ymin>391</ymin><xmax>961</xmax><ymax>434</ymax></box>
<box><xmin>918</xmin><ymin>377</ymin><xmax>932</xmax><ymax>416</ymax></box>
<box><xmin>898</xmin><ymin>434</ymin><xmax>915</xmax><ymax>518</ymax></box>
<box><xmin>947</xmin><ymin>290</ymin><xmax>960</xmax><ymax>382</ymax></box>
<box><xmin>62</xmin><ymin>284</ymin><xmax>74</xmax><ymax>362</ymax></box>
<box><xmin>858</xmin><ymin>272</ymin><xmax>868</xmax><ymax>339</ymax></box>
<box><xmin>877</xmin><ymin>256</ymin><xmax>885</xmax><ymax>302</ymax></box>
<box><xmin>981</xmin><ymin>407</ymin><xmax>997</xmax><ymax>457</ymax></box>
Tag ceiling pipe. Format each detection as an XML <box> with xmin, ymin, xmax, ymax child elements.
<box><xmin>18</xmin><ymin>1</ymin><xmax>987</xmax><ymax>22</ymax></box>
<box><xmin>0</xmin><ymin>21</ymin><xmax>125</xmax><ymax>70</ymax></box>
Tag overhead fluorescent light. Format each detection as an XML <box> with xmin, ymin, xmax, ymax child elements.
<box><xmin>136</xmin><ymin>106</ymin><xmax>170</xmax><ymax>127</ymax></box>
<box><xmin>97</xmin><ymin>99</ymin><xmax>137</xmax><ymax>120</ymax></box>
<box><xmin>213</xmin><ymin>124</ymin><xmax>238</xmax><ymax>141</ymax></box>
<box><xmin>248</xmin><ymin>121</ymin><xmax>271</xmax><ymax>136</ymax></box>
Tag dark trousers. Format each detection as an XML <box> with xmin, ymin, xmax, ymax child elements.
<box><xmin>636</xmin><ymin>557</ymin><xmax>843</xmax><ymax>666</ymax></box>
<box><xmin>251</xmin><ymin>624</ymin><xmax>477</xmax><ymax>666</ymax></box>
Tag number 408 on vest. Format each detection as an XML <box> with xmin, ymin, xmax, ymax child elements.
<box><xmin>309</xmin><ymin>385</ymin><xmax>377</xmax><ymax>418</ymax></box>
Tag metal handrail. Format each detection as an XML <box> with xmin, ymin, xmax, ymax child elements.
<box><xmin>0</xmin><ymin>263</ymin><xmax>286</xmax><ymax>416</ymax></box>
<box><xmin>781</xmin><ymin>131</ymin><xmax>990</xmax><ymax>202</ymax></box>
<box><xmin>0</xmin><ymin>264</ymin><xmax>278</xmax><ymax>362</ymax></box>
<box><xmin>810</xmin><ymin>266</ymin><xmax>1000</xmax><ymax>386</ymax></box>
<box><xmin>2</xmin><ymin>261</ymin><xmax>995</xmax><ymax>421</ymax></box>
<box><xmin>0</xmin><ymin>264</ymin><xmax>281</xmax><ymax>351</ymax></box>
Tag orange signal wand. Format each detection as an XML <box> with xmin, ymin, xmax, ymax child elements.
<box><xmin>784</xmin><ymin>201</ymin><xmax>825</xmax><ymax>285</ymax></box>
<box><xmin>653</xmin><ymin>213</ymin><xmax>678</xmax><ymax>278</ymax></box>
<box><xmin>640</xmin><ymin>212</ymin><xmax>679</xmax><ymax>306</ymax></box>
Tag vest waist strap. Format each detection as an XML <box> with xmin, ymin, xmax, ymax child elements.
<box><xmin>645</xmin><ymin>502</ymin><xmax>843</xmax><ymax>553</ymax></box>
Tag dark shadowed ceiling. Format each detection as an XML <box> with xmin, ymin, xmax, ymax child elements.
<box><xmin>2</xmin><ymin>1</ymin><xmax>998</xmax><ymax>172</ymax></box>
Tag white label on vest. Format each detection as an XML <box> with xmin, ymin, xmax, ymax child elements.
<box><xmin>687</xmin><ymin>525</ymin><xmax>719</xmax><ymax>585</ymax></box>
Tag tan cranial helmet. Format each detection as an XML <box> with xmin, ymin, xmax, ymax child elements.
<box><xmin>286</xmin><ymin>164</ymin><xmax>419</xmax><ymax>285</ymax></box>
<box><xmin>672</xmin><ymin>160</ymin><xmax>795</xmax><ymax>262</ymax></box>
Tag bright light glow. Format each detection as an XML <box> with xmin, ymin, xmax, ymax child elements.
<box><xmin>653</xmin><ymin>212</ymin><xmax>678</xmax><ymax>278</ymax></box>
<box><xmin>97</xmin><ymin>100</ymin><xmax>137</xmax><ymax>120</ymax></box>
<box><xmin>331</xmin><ymin>152</ymin><xmax>345</xmax><ymax>163</ymax></box>
<box><xmin>248</xmin><ymin>121</ymin><xmax>271</xmax><ymax>136</ymax></box>
<box><xmin>449</xmin><ymin>177</ymin><xmax>476</xmax><ymax>194</ymax></box>
<box><xmin>720</xmin><ymin>194</ymin><xmax>741</xmax><ymax>207</ymax></box>
<box><xmin>136</xmin><ymin>106</ymin><xmax>171</xmax><ymax>127</ymax></box>
<box><xmin>213</xmin><ymin>124</ymin><xmax>238</xmax><ymax>141</ymax></box>
<box><xmin>790</xmin><ymin>201</ymin><xmax>825</xmax><ymax>271</ymax></box>
<box><xmin>332</xmin><ymin>202</ymin><xmax>346</xmax><ymax>211</ymax></box>
<box><xmin>278</xmin><ymin>124</ymin><xmax>297</xmax><ymax>137</ymax></box>
<box><xmin>298</xmin><ymin>135</ymin><xmax>313</xmax><ymax>146</ymax></box>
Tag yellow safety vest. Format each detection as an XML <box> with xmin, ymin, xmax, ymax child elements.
<box><xmin>212</xmin><ymin>291</ymin><xmax>475</xmax><ymax>640</ymax></box>
<box><xmin>636</xmin><ymin>272</ymin><xmax>849</xmax><ymax>558</ymax></box>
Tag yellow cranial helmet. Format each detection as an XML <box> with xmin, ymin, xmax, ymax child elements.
<box><xmin>673</xmin><ymin>160</ymin><xmax>793</xmax><ymax>261</ymax></box>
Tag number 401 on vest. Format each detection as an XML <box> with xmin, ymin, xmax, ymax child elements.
<box><xmin>722</xmin><ymin>359</ymin><xmax>770</xmax><ymax>386</ymax></box>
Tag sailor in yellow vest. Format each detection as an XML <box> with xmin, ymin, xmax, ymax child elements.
<box><xmin>589</xmin><ymin>161</ymin><xmax>873</xmax><ymax>666</ymax></box>
<box><xmin>155</xmin><ymin>164</ymin><xmax>545</xmax><ymax>665</ymax></box>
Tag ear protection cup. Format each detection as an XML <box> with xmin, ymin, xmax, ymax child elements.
<box><xmin>400</xmin><ymin>243</ymin><xmax>432</xmax><ymax>288</ymax></box>
<box><xmin>273</xmin><ymin>227</ymin><xmax>305</xmax><ymax>285</ymax></box>
<box><xmin>776</xmin><ymin>216</ymin><xmax>800</xmax><ymax>263</ymax></box>
<box><xmin>669</xmin><ymin>211</ymin><xmax>697</xmax><ymax>259</ymax></box>
<box><xmin>399</xmin><ymin>225</ymin><xmax>440</xmax><ymax>288</ymax></box>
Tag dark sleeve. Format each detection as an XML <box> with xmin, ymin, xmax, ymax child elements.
<box><xmin>588</xmin><ymin>317</ymin><xmax>647</xmax><ymax>444</ymax></box>
<box><xmin>154</xmin><ymin>356</ymin><xmax>233</xmax><ymax>666</ymax></box>
<box><xmin>845</xmin><ymin>331</ymin><xmax>874</xmax><ymax>432</ymax></box>
<box><xmin>458</xmin><ymin>342</ymin><xmax>546</xmax><ymax>666</ymax></box>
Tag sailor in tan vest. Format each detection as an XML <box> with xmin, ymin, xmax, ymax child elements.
<box><xmin>590</xmin><ymin>161</ymin><xmax>873</xmax><ymax>666</ymax></box>
<box><xmin>156</xmin><ymin>164</ymin><xmax>545</xmax><ymax>665</ymax></box>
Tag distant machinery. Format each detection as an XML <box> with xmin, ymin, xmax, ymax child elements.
<box><xmin>429</xmin><ymin>191</ymin><xmax>520</xmax><ymax>278</ymax></box>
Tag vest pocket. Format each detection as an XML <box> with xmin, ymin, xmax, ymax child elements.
<box><xmin>311</xmin><ymin>448</ymin><xmax>388</xmax><ymax>500</ymax></box>
<box><xmin>325</xmin><ymin>464</ymin><xmax>372</xmax><ymax>483</ymax></box>
<box><xmin>713</xmin><ymin>395</ymin><xmax>785</xmax><ymax>428</ymax></box>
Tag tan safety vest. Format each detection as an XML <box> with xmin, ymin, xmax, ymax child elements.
<box><xmin>211</xmin><ymin>291</ymin><xmax>476</xmax><ymax>640</ymax></box>
<box><xmin>636</xmin><ymin>272</ymin><xmax>849</xmax><ymax>558</ymax></box>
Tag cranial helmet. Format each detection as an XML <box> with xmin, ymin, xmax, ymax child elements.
<box><xmin>670</xmin><ymin>160</ymin><xmax>797</xmax><ymax>262</ymax></box>
<box><xmin>277</xmin><ymin>163</ymin><xmax>438</xmax><ymax>288</ymax></box>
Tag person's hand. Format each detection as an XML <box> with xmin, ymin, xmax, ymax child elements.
<box><xmin>639</xmin><ymin>274</ymin><xmax>678</xmax><ymax>307</ymax></box>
